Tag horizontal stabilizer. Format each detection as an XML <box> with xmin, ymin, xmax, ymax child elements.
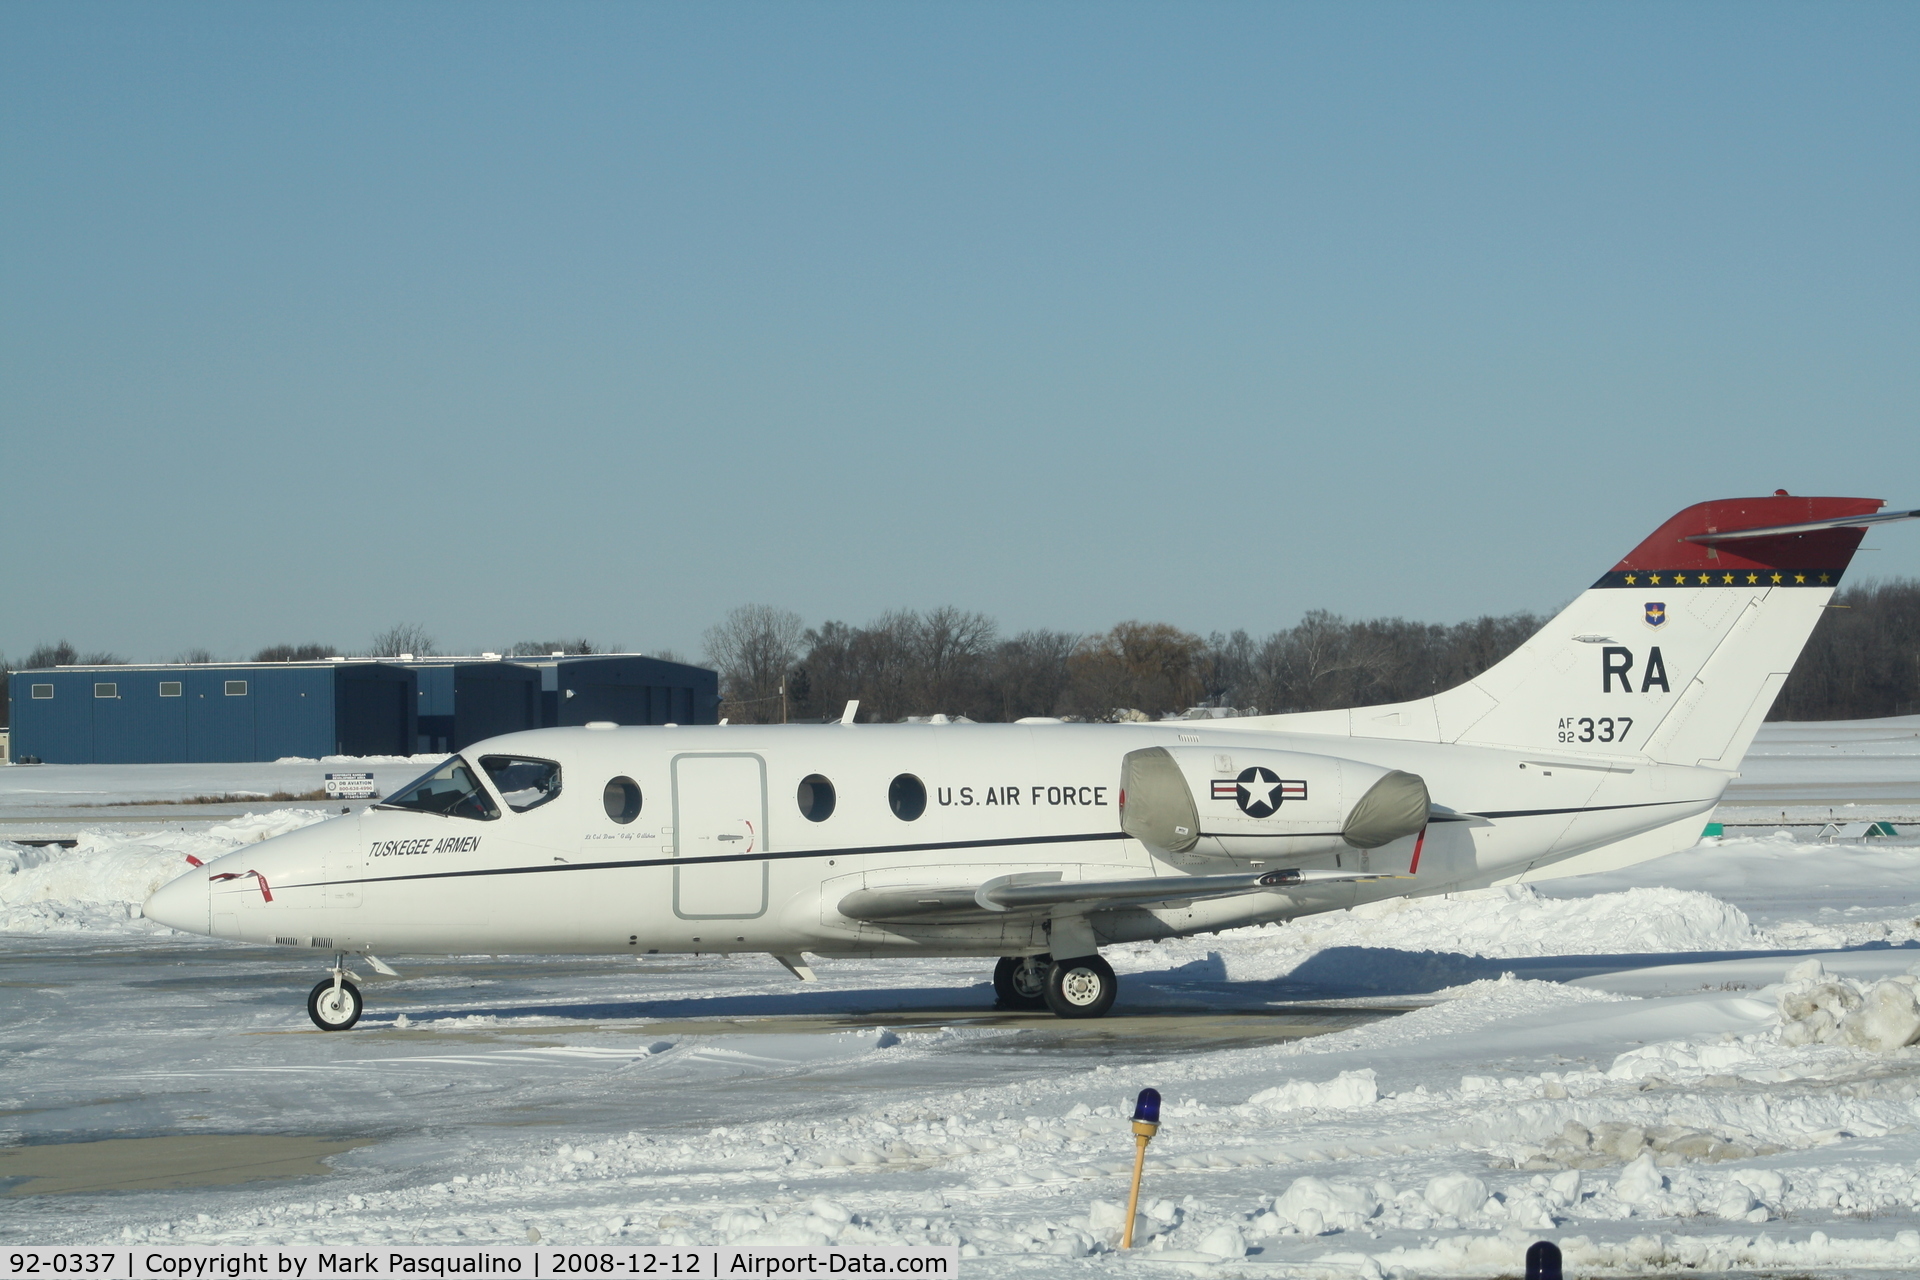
<box><xmin>1686</xmin><ymin>508</ymin><xmax>1919</xmax><ymax>542</ymax></box>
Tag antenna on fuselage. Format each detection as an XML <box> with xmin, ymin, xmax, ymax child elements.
<box><xmin>840</xmin><ymin>700</ymin><xmax>860</xmax><ymax>725</ymax></box>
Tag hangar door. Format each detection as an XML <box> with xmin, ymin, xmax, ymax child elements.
<box><xmin>670</xmin><ymin>753</ymin><xmax>768</xmax><ymax>919</ymax></box>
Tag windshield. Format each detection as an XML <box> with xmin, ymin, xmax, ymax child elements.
<box><xmin>479</xmin><ymin>755</ymin><xmax>561</xmax><ymax>812</ymax></box>
<box><xmin>376</xmin><ymin>756</ymin><xmax>501</xmax><ymax>821</ymax></box>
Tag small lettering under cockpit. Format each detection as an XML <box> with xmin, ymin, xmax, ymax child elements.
<box><xmin>370</xmin><ymin>835</ymin><xmax>481</xmax><ymax>858</ymax></box>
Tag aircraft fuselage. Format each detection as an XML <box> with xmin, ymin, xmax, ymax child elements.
<box><xmin>148</xmin><ymin>720</ymin><xmax>1722</xmax><ymax>960</ymax></box>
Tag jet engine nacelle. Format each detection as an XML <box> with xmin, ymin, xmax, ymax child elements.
<box><xmin>1119</xmin><ymin>745</ymin><xmax>1429</xmax><ymax>867</ymax></box>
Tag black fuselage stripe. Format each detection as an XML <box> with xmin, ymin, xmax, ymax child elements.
<box><xmin>1472</xmin><ymin>799</ymin><xmax>1702</xmax><ymax>819</ymax></box>
<box><xmin>311</xmin><ymin>830</ymin><xmax>1131</xmax><ymax>889</ymax></box>
<box><xmin>287</xmin><ymin>798</ymin><xmax>1705</xmax><ymax>891</ymax></box>
<box><xmin>1192</xmin><ymin>798</ymin><xmax>1700</xmax><ymax>839</ymax></box>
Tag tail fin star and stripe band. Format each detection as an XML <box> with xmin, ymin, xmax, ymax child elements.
<box><xmin>1591</xmin><ymin>569</ymin><xmax>1844</xmax><ymax>588</ymax></box>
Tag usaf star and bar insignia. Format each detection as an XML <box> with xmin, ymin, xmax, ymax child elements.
<box><xmin>1211</xmin><ymin>767</ymin><xmax>1308</xmax><ymax>819</ymax></box>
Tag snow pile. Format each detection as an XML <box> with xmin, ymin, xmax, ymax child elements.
<box><xmin>1269</xmin><ymin>1175</ymin><xmax>1383</xmax><ymax>1235</ymax></box>
<box><xmin>1367</xmin><ymin>1225</ymin><xmax>1920</xmax><ymax>1277</ymax></box>
<box><xmin>1127</xmin><ymin>884</ymin><xmax>1771</xmax><ymax>992</ymax></box>
<box><xmin>1246</xmin><ymin>1068</ymin><xmax>1378</xmax><ymax>1113</ymax></box>
<box><xmin>1419</xmin><ymin>1172</ymin><xmax>1493</xmax><ymax>1219</ymax></box>
<box><xmin>1519</xmin><ymin>1118</ymin><xmax>1783</xmax><ymax>1171</ymax></box>
<box><xmin>1300</xmin><ymin>883</ymin><xmax>1762</xmax><ymax>958</ymax></box>
<box><xmin>1775</xmin><ymin>957</ymin><xmax>1920</xmax><ymax>1053</ymax></box>
<box><xmin>0</xmin><ymin>810</ymin><xmax>333</xmax><ymax>933</ymax></box>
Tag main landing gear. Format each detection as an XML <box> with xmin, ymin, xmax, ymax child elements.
<box><xmin>995</xmin><ymin>953</ymin><xmax>1119</xmax><ymax>1019</ymax></box>
<box><xmin>308</xmin><ymin>954</ymin><xmax>363</xmax><ymax>1031</ymax></box>
<box><xmin>994</xmin><ymin>954</ymin><xmax>1051</xmax><ymax>1010</ymax></box>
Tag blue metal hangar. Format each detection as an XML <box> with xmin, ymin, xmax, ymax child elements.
<box><xmin>7</xmin><ymin>654</ymin><xmax>719</xmax><ymax>764</ymax></box>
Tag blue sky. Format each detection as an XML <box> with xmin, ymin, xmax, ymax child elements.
<box><xmin>4</xmin><ymin>2</ymin><xmax>1916</xmax><ymax>662</ymax></box>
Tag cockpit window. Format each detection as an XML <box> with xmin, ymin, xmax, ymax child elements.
<box><xmin>376</xmin><ymin>756</ymin><xmax>501</xmax><ymax>821</ymax></box>
<box><xmin>479</xmin><ymin>755</ymin><xmax>562</xmax><ymax>813</ymax></box>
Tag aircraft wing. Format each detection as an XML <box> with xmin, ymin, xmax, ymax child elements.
<box><xmin>836</xmin><ymin>866</ymin><xmax>1402</xmax><ymax>924</ymax></box>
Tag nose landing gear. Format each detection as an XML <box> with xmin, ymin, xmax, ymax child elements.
<box><xmin>307</xmin><ymin>954</ymin><xmax>363</xmax><ymax>1030</ymax></box>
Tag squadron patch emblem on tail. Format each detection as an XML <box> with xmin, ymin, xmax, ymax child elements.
<box><xmin>1644</xmin><ymin>601</ymin><xmax>1666</xmax><ymax>628</ymax></box>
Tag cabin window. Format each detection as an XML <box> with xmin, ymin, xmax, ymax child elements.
<box><xmin>888</xmin><ymin>773</ymin><xmax>927</xmax><ymax>821</ymax></box>
<box><xmin>31</xmin><ymin>684</ymin><xmax>53</xmax><ymax>699</ymax></box>
<box><xmin>797</xmin><ymin>774</ymin><xmax>836</xmax><ymax>822</ymax></box>
<box><xmin>376</xmin><ymin>756</ymin><xmax>500</xmax><ymax>821</ymax></box>
<box><xmin>225</xmin><ymin>680</ymin><xmax>248</xmax><ymax>696</ymax></box>
<box><xmin>603</xmin><ymin>777</ymin><xmax>642</xmax><ymax>823</ymax></box>
<box><xmin>479</xmin><ymin>755</ymin><xmax>562</xmax><ymax>812</ymax></box>
<box><xmin>94</xmin><ymin>683</ymin><xmax>118</xmax><ymax>698</ymax></box>
<box><xmin>159</xmin><ymin>681</ymin><xmax>183</xmax><ymax>697</ymax></box>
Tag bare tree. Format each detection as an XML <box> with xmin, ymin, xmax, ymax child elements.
<box><xmin>24</xmin><ymin>641</ymin><xmax>79</xmax><ymax>668</ymax></box>
<box><xmin>1064</xmin><ymin>622</ymin><xmax>1207</xmax><ymax>719</ymax></box>
<box><xmin>1775</xmin><ymin>578</ymin><xmax>1920</xmax><ymax>719</ymax></box>
<box><xmin>914</xmin><ymin>607</ymin><xmax>999</xmax><ymax>713</ymax></box>
<box><xmin>507</xmin><ymin>638</ymin><xmax>594</xmax><ymax>656</ymax></box>
<box><xmin>704</xmin><ymin>604</ymin><xmax>805</xmax><ymax>722</ymax></box>
<box><xmin>682</xmin><ymin>584</ymin><xmax>1920</xmax><ymax>727</ymax></box>
<box><xmin>990</xmin><ymin>629</ymin><xmax>1079</xmax><ymax>719</ymax></box>
<box><xmin>254</xmin><ymin>643</ymin><xmax>335</xmax><ymax>662</ymax></box>
<box><xmin>371</xmin><ymin>623</ymin><xmax>436</xmax><ymax>658</ymax></box>
<box><xmin>173</xmin><ymin>648</ymin><xmax>218</xmax><ymax>665</ymax></box>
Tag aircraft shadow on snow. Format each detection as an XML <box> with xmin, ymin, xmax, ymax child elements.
<box><xmin>336</xmin><ymin>937</ymin><xmax>1919</xmax><ymax>1025</ymax></box>
<box><xmin>359</xmin><ymin>982</ymin><xmax>1006</xmax><ymax>1025</ymax></box>
<box><xmin>1158</xmin><ymin>940</ymin><xmax>1920</xmax><ymax>1000</ymax></box>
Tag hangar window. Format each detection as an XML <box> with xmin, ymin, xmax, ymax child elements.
<box><xmin>797</xmin><ymin>774</ymin><xmax>836</xmax><ymax>822</ymax></box>
<box><xmin>888</xmin><ymin>773</ymin><xmax>927</xmax><ymax>822</ymax></box>
<box><xmin>225</xmin><ymin>680</ymin><xmax>248</xmax><ymax>696</ymax></box>
<box><xmin>159</xmin><ymin>682</ymin><xmax>182</xmax><ymax>697</ymax></box>
<box><xmin>30</xmin><ymin>684</ymin><xmax>53</xmax><ymax>699</ymax></box>
<box><xmin>94</xmin><ymin>683</ymin><xmax>118</xmax><ymax>698</ymax></box>
<box><xmin>479</xmin><ymin>755</ymin><xmax>562</xmax><ymax>813</ymax></box>
<box><xmin>376</xmin><ymin>756</ymin><xmax>500</xmax><ymax>821</ymax></box>
<box><xmin>603</xmin><ymin>776</ymin><xmax>642</xmax><ymax>824</ymax></box>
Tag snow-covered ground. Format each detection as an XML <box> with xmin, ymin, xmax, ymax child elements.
<box><xmin>1723</xmin><ymin>714</ymin><xmax>1920</xmax><ymax>816</ymax></box>
<box><xmin>0</xmin><ymin>756</ymin><xmax>442</xmax><ymax>809</ymax></box>
<box><xmin>4</xmin><ymin>723</ymin><xmax>1920</xmax><ymax>1276</ymax></box>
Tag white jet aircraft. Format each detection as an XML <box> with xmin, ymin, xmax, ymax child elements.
<box><xmin>146</xmin><ymin>495</ymin><xmax>1917</xmax><ymax>1029</ymax></box>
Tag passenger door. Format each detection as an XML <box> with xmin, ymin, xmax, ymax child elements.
<box><xmin>671</xmin><ymin>754</ymin><xmax>769</xmax><ymax>919</ymax></box>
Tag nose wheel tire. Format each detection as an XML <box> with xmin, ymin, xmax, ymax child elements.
<box><xmin>993</xmin><ymin>954</ymin><xmax>1052</xmax><ymax>1010</ymax></box>
<box><xmin>1045</xmin><ymin>954</ymin><xmax>1117</xmax><ymax>1019</ymax></box>
<box><xmin>308</xmin><ymin>978</ymin><xmax>363</xmax><ymax>1030</ymax></box>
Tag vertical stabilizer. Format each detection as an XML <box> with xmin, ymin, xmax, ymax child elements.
<box><xmin>1437</xmin><ymin>495</ymin><xmax>1885</xmax><ymax>764</ymax></box>
<box><xmin>1251</xmin><ymin>496</ymin><xmax>1914</xmax><ymax>766</ymax></box>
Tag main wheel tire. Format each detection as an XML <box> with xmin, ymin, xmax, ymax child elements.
<box><xmin>308</xmin><ymin>978</ymin><xmax>363</xmax><ymax>1030</ymax></box>
<box><xmin>993</xmin><ymin>954</ymin><xmax>1052</xmax><ymax>1010</ymax></box>
<box><xmin>1044</xmin><ymin>954</ymin><xmax>1117</xmax><ymax>1019</ymax></box>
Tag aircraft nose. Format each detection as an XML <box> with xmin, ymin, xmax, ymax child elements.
<box><xmin>143</xmin><ymin>869</ymin><xmax>211</xmax><ymax>936</ymax></box>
